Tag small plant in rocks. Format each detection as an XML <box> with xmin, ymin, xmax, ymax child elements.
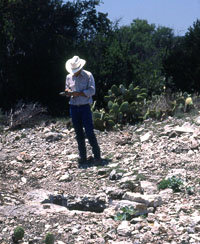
<box><xmin>12</xmin><ymin>226</ymin><xmax>25</xmax><ymax>243</ymax></box>
<box><xmin>158</xmin><ymin>176</ymin><xmax>183</xmax><ymax>192</ymax></box>
<box><xmin>186</xmin><ymin>186</ymin><xmax>194</xmax><ymax>195</ymax></box>
<box><xmin>114</xmin><ymin>206</ymin><xmax>136</xmax><ymax>221</ymax></box>
<box><xmin>45</xmin><ymin>232</ymin><xmax>55</xmax><ymax>244</ymax></box>
<box><xmin>120</xmin><ymin>180</ymin><xmax>137</xmax><ymax>191</ymax></box>
<box><xmin>136</xmin><ymin>173</ymin><xmax>146</xmax><ymax>181</ymax></box>
<box><xmin>195</xmin><ymin>178</ymin><xmax>200</xmax><ymax>185</ymax></box>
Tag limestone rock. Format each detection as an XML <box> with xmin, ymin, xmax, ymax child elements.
<box><xmin>117</xmin><ymin>221</ymin><xmax>131</xmax><ymax>236</ymax></box>
<box><xmin>140</xmin><ymin>131</ymin><xmax>153</xmax><ymax>142</ymax></box>
<box><xmin>140</xmin><ymin>181</ymin><xmax>158</xmax><ymax>194</ymax></box>
<box><xmin>123</xmin><ymin>192</ymin><xmax>163</xmax><ymax>207</ymax></box>
<box><xmin>1</xmin><ymin>113</ymin><xmax>200</xmax><ymax>243</ymax></box>
<box><xmin>59</xmin><ymin>173</ymin><xmax>73</xmax><ymax>182</ymax></box>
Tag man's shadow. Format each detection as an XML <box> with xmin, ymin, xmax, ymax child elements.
<box><xmin>78</xmin><ymin>157</ymin><xmax>111</xmax><ymax>169</ymax></box>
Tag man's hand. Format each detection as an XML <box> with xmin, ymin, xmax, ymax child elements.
<box><xmin>64</xmin><ymin>89</ymin><xmax>73</xmax><ymax>96</ymax></box>
<box><xmin>65</xmin><ymin>88</ymin><xmax>72</xmax><ymax>93</ymax></box>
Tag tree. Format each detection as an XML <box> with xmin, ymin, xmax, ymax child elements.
<box><xmin>84</xmin><ymin>19</ymin><xmax>175</xmax><ymax>108</ymax></box>
<box><xmin>0</xmin><ymin>0</ymin><xmax>78</xmax><ymax>111</ymax></box>
<box><xmin>0</xmin><ymin>0</ymin><xmax>110</xmax><ymax>114</ymax></box>
<box><xmin>164</xmin><ymin>19</ymin><xmax>200</xmax><ymax>92</ymax></box>
<box><xmin>184</xmin><ymin>19</ymin><xmax>200</xmax><ymax>91</ymax></box>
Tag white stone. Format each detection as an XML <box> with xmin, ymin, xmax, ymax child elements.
<box><xmin>117</xmin><ymin>220</ymin><xmax>131</xmax><ymax>236</ymax></box>
<box><xmin>59</xmin><ymin>173</ymin><xmax>72</xmax><ymax>182</ymax></box>
<box><xmin>123</xmin><ymin>192</ymin><xmax>162</xmax><ymax>207</ymax></box>
<box><xmin>108</xmin><ymin>163</ymin><xmax>119</xmax><ymax>168</ymax></box>
<box><xmin>140</xmin><ymin>181</ymin><xmax>158</xmax><ymax>194</ymax></box>
<box><xmin>67</xmin><ymin>154</ymin><xmax>78</xmax><ymax>160</ymax></box>
<box><xmin>72</xmin><ymin>227</ymin><xmax>80</xmax><ymax>234</ymax></box>
<box><xmin>174</xmin><ymin>125</ymin><xmax>194</xmax><ymax>134</ymax></box>
<box><xmin>166</xmin><ymin>168</ymin><xmax>187</xmax><ymax>182</ymax></box>
<box><xmin>140</xmin><ymin>132</ymin><xmax>153</xmax><ymax>142</ymax></box>
<box><xmin>119</xmin><ymin>175</ymin><xmax>137</xmax><ymax>183</ymax></box>
<box><xmin>43</xmin><ymin>128</ymin><xmax>51</xmax><ymax>133</ymax></box>
<box><xmin>45</xmin><ymin>224</ymin><xmax>51</xmax><ymax>230</ymax></box>
<box><xmin>191</xmin><ymin>216</ymin><xmax>200</xmax><ymax>225</ymax></box>
<box><xmin>195</xmin><ymin>116</ymin><xmax>200</xmax><ymax>125</ymax></box>
<box><xmin>21</xmin><ymin>177</ymin><xmax>27</xmax><ymax>183</ymax></box>
<box><xmin>62</xmin><ymin>129</ymin><xmax>70</xmax><ymax>134</ymax></box>
<box><xmin>159</xmin><ymin>188</ymin><xmax>173</xmax><ymax>202</ymax></box>
<box><xmin>108</xmin><ymin>241</ymin><xmax>132</xmax><ymax>244</ymax></box>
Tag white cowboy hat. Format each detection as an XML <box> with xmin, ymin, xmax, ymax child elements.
<box><xmin>65</xmin><ymin>56</ymin><xmax>86</xmax><ymax>74</ymax></box>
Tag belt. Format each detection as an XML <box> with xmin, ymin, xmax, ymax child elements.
<box><xmin>70</xmin><ymin>104</ymin><xmax>89</xmax><ymax>107</ymax></box>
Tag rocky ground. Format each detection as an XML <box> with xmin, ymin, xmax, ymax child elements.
<box><xmin>1</xmin><ymin>112</ymin><xmax>200</xmax><ymax>244</ymax></box>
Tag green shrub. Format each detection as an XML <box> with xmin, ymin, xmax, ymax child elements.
<box><xmin>158</xmin><ymin>179</ymin><xmax>170</xmax><ymax>190</ymax></box>
<box><xmin>114</xmin><ymin>206</ymin><xmax>136</xmax><ymax>221</ymax></box>
<box><xmin>136</xmin><ymin>173</ymin><xmax>146</xmax><ymax>181</ymax></box>
<box><xmin>158</xmin><ymin>176</ymin><xmax>183</xmax><ymax>192</ymax></box>
<box><xmin>186</xmin><ymin>186</ymin><xmax>194</xmax><ymax>195</ymax></box>
<box><xmin>45</xmin><ymin>232</ymin><xmax>55</xmax><ymax>244</ymax></box>
<box><xmin>13</xmin><ymin>226</ymin><xmax>24</xmax><ymax>241</ymax></box>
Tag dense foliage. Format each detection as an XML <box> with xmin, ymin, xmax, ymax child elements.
<box><xmin>0</xmin><ymin>0</ymin><xmax>110</xmax><ymax>114</ymax></box>
<box><xmin>164</xmin><ymin>20</ymin><xmax>200</xmax><ymax>92</ymax></box>
<box><xmin>0</xmin><ymin>0</ymin><xmax>199</xmax><ymax>117</ymax></box>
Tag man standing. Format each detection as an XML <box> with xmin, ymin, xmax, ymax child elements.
<box><xmin>65</xmin><ymin>55</ymin><xmax>101</xmax><ymax>165</ymax></box>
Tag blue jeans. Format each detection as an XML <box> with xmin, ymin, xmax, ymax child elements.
<box><xmin>70</xmin><ymin>104</ymin><xmax>101</xmax><ymax>160</ymax></box>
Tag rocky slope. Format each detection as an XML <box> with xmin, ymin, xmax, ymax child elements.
<box><xmin>0</xmin><ymin>113</ymin><xmax>200</xmax><ymax>244</ymax></box>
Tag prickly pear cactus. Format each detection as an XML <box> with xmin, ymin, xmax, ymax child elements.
<box><xmin>104</xmin><ymin>95</ymin><xmax>111</xmax><ymax>103</ymax></box>
<box><xmin>119</xmin><ymin>84</ymin><xmax>126</xmax><ymax>94</ymax></box>
<box><xmin>117</xmin><ymin>84</ymin><xmax>147</xmax><ymax>122</ymax></box>
<box><xmin>111</xmin><ymin>84</ymin><xmax>119</xmax><ymax>96</ymax></box>
<box><xmin>93</xmin><ymin>83</ymin><xmax>147</xmax><ymax>130</ymax></box>
<box><xmin>93</xmin><ymin>118</ymin><xmax>105</xmax><ymax>130</ymax></box>
<box><xmin>108</xmin><ymin>100</ymin><xmax>113</xmax><ymax>110</ymax></box>
<box><xmin>112</xmin><ymin>103</ymin><xmax>120</xmax><ymax>113</ymax></box>
<box><xmin>119</xmin><ymin>102</ymin><xmax>129</xmax><ymax>113</ymax></box>
<box><xmin>92</xmin><ymin>108</ymin><xmax>106</xmax><ymax>131</ymax></box>
<box><xmin>93</xmin><ymin>111</ymin><xmax>101</xmax><ymax>120</ymax></box>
